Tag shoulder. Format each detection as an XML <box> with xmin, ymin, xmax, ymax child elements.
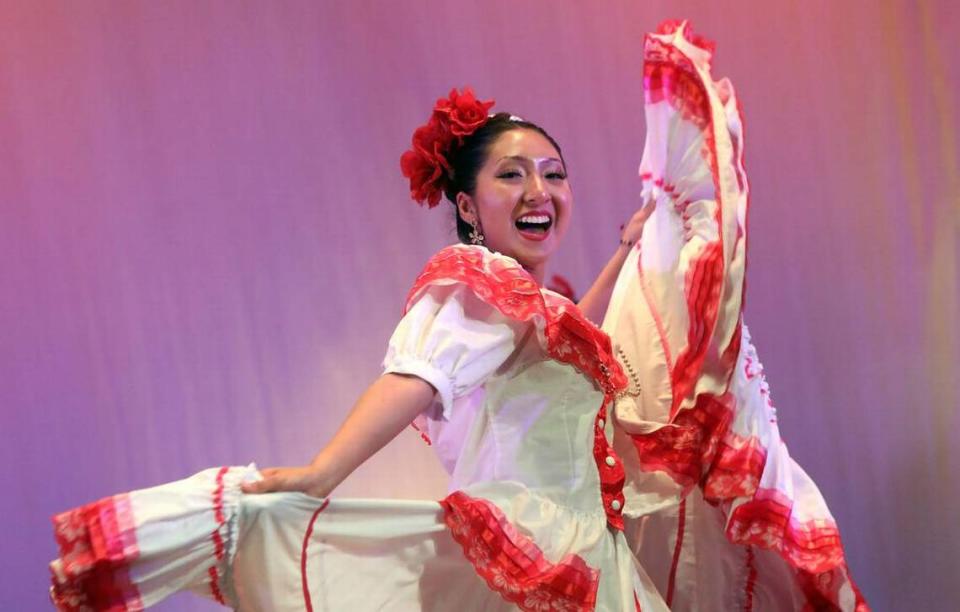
<box><xmin>404</xmin><ymin>244</ymin><xmax>546</xmax><ymax>324</ymax></box>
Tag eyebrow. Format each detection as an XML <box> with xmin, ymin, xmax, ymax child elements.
<box><xmin>497</xmin><ymin>155</ymin><xmax>564</xmax><ymax>165</ymax></box>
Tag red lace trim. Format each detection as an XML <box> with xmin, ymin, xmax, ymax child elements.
<box><xmin>727</xmin><ymin>488</ymin><xmax>844</xmax><ymax>574</ymax></box>
<box><xmin>207</xmin><ymin>466</ymin><xmax>229</xmax><ymax>605</ymax></box>
<box><xmin>405</xmin><ymin>245</ymin><xmax>545</xmax><ymax>324</ymax></box>
<box><xmin>439</xmin><ymin>491</ymin><xmax>600</xmax><ymax>611</ymax></box>
<box><xmin>407</xmin><ymin>246</ymin><xmax>628</xmax><ymax>529</ymax></box>
<box><xmin>49</xmin><ymin>494</ymin><xmax>142</xmax><ymax>611</ymax></box>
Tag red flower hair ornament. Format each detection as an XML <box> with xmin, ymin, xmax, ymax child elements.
<box><xmin>400</xmin><ymin>87</ymin><xmax>496</xmax><ymax>208</ymax></box>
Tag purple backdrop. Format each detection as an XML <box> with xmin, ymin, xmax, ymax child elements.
<box><xmin>1</xmin><ymin>1</ymin><xmax>957</xmax><ymax>610</ymax></box>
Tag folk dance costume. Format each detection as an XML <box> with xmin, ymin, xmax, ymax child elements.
<box><xmin>49</xmin><ymin>21</ymin><xmax>867</xmax><ymax>611</ymax></box>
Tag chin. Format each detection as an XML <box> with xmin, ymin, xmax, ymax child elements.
<box><xmin>515</xmin><ymin>243</ymin><xmax>555</xmax><ymax>268</ymax></box>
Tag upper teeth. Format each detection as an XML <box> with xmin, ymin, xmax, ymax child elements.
<box><xmin>519</xmin><ymin>215</ymin><xmax>550</xmax><ymax>224</ymax></box>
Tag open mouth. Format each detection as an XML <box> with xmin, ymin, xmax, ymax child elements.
<box><xmin>514</xmin><ymin>213</ymin><xmax>553</xmax><ymax>240</ymax></box>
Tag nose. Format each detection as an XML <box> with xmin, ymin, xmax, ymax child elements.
<box><xmin>523</xmin><ymin>174</ymin><xmax>550</xmax><ymax>205</ymax></box>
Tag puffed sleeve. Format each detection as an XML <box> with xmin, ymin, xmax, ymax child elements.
<box><xmin>383</xmin><ymin>247</ymin><xmax>545</xmax><ymax>419</ymax></box>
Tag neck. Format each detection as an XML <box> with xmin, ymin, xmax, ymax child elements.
<box><xmin>524</xmin><ymin>262</ymin><xmax>546</xmax><ymax>286</ymax></box>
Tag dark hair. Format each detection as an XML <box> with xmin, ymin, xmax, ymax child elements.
<box><xmin>443</xmin><ymin>112</ymin><xmax>565</xmax><ymax>243</ymax></box>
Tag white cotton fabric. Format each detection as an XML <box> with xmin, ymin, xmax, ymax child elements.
<box><xmin>381</xmin><ymin>283</ymin><xmax>524</xmax><ymax>420</ymax></box>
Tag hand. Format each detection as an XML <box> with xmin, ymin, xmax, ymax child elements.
<box><xmin>240</xmin><ymin>464</ymin><xmax>333</xmax><ymax>498</ymax></box>
<box><xmin>619</xmin><ymin>198</ymin><xmax>656</xmax><ymax>248</ymax></box>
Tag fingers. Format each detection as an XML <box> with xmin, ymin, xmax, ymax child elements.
<box><xmin>240</xmin><ymin>466</ymin><xmax>329</xmax><ymax>498</ymax></box>
<box><xmin>240</xmin><ymin>467</ymin><xmax>293</xmax><ymax>495</ymax></box>
<box><xmin>241</xmin><ymin>476</ymin><xmax>276</xmax><ymax>494</ymax></box>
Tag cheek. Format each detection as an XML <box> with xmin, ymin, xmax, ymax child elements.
<box><xmin>485</xmin><ymin>194</ymin><xmax>519</xmax><ymax>226</ymax></box>
<box><xmin>556</xmin><ymin>196</ymin><xmax>574</xmax><ymax>234</ymax></box>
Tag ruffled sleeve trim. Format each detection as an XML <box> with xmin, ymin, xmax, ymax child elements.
<box><xmin>404</xmin><ymin>244</ymin><xmax>549</xmax><ymax>333</ymax></box>
<box><xmin>49</xmin><ymin>465</ymin><xmax>258</xmax><ymax>611</ymax></box>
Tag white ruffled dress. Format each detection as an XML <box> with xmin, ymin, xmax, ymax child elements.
<box><xmin>50</xmin><ymin>242</ymin><xmax>663</xmax><ymax>611</ymax></box>
<box><xmin>49</xmin><ymin>20</ymin><xmax>868</xmax><ymax>612</ymax></box>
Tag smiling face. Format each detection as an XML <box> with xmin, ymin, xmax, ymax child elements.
<box><xmin>456</xmin><ymin>129</ymin><xmax>573</xmax><ymax>282</ymax></box>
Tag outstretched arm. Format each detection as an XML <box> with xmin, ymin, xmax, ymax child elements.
<box><xmin>242</xmin><ymin>372</ymin><xmax>435</xmax><ymax>497</ymax></box>
<box><xmin>577</xmin><ymin>201</ymin><xmax>653</xmax><ymax>324</ymax></box>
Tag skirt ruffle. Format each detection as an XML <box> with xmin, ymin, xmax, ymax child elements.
<box><xmin>50</xmin><ymin>465</ymin><xmax>255</xmax><ymax>611</ymax></box>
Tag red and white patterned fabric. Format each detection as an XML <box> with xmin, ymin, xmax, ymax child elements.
<box><xmin>602</xmin><ymin>20</ymin><xmax>868</xmax><ymax>611</ymax></box>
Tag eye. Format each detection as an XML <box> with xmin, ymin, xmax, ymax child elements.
<box><xmin>497</xmin><ymin>170</ymin><xmax>523</xmax><ymax>179</ymax></box>
<box><xmin>547</xmin><ymin>172</ymin><xmax>567</xmax><ymax>180</ymax></box>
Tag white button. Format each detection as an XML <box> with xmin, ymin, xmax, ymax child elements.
<box><xmin>597</xmin><ymin>418</ymin><xmax>605</xmax><ymax>429</ymax></box>
<box><xmin>605</xmin><ymin>456</ymin><xmax>616</xmax><ymax>467</ymax></box>
<box><xmin>611</xmin><ymin>499</ymin><xmax>622</xmax><ymax>511</ymax></box>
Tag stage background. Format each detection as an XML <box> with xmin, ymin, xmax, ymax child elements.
<box><xmin>1</xmin><ymin>1</ymin><xmax>957</xmax><ymax>609</ymax></box>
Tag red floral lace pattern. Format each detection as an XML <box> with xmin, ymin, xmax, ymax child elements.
<box><xmin>405</xmin><ymin>245</ymin><xmax>545</xmax><ymax>325</ymax></box>
<box><xmin>49</xmin><ymin>494</ymin><xmax>142</xmax><ymax>611</ymax></box>
<box><xmin>440</xmin><ymin>491</ymin><xmax>600</xmax><ymax>612</ymax></box>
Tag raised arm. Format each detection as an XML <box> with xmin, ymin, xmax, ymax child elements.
<box><xmin>241</xmin><ymin>372</ymin><xmax>435</xmax><ymax>497</ymax></box>
<box><xmin>577</xmin><ymin>201</ymin><xmax>653</xmax><ymax>324</ymax></box>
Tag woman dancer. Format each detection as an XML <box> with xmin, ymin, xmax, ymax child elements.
<box><xmin>49</xmin><ymin>21</ymin><xmax>866</xmax><ymax>611</ymax></box>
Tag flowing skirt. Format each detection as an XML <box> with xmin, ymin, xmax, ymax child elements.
<box><xmin>50</xmin><ymin>466</ymin><xmax>670</xmax><ymax>611</ymax></box>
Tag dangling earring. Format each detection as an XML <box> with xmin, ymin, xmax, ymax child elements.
<box><xmin>468</xmin><ymin>219</ymin><xmax>485</xmax><ymax>245</ymax></box>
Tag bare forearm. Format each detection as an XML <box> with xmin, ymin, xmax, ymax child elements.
<box><xmin>577</xmin><ymin>243</ymin><xmax>631</xmax><ymax>324</ymax></box>
<box><xmin>310</xmin><ymin>373</ymin><xmax>436</xmax><ymax>489</ymax></box>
